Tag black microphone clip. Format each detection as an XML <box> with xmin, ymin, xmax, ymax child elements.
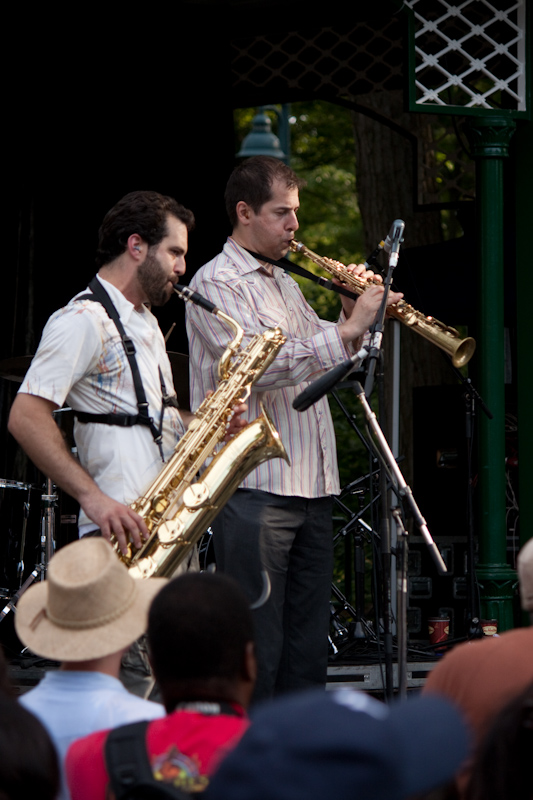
<box><xmin>384</xmin><ymin>219</ymin><xmax>405</xmax><ymax>268</ymax></box>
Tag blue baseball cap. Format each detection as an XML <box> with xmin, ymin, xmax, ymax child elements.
<box><xmin>206</xmin><ymin>688</ymin><xmax>470</xmax><ymax>800</ymax></box>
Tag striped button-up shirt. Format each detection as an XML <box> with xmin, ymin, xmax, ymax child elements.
<box><xmin>186</xmin><ymin>239</ymin><xmax>353</xmax><ymax>498</ymax></box>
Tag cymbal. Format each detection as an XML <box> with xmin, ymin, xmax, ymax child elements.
<box><xmin>167</xmin><ymin>351</ymin><xmax>190</xmax><ymax>411</ymax></box>
<box><xmin>0</xmin><ymin>356</ymin><xmax>33</xmax><ymax>383</ymax></box>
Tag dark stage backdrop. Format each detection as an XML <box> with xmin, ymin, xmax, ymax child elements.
<box><xmin>2</xmin><ymin>4</ymin><xmax>239</xmax><ymax>481</ymax></box>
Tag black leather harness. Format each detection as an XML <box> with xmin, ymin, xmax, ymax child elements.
<box><xmin>73</xmin><ymin>277</ymin><xmax>178</xmax><ymax>463</ymax></box>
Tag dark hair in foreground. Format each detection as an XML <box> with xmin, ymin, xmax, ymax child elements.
<box><xmin>0</xmin><ymin>696</ymin><xmax>60</xmax><ymax>800</ymax></box>
<box><xmin>466</xmin><ymin>680</ymin><xmax>533</xmax><ymax>800</ymax></box>
<box><xmin>0</xmin><ymin>647</ymin><xmax>15</xmax><ymax>699</ymax></box>
<box><xmin>225</xmin><ymin>155</ymin><xmax>306</xmax><ymax>228</ymax></box>
<box><xmin>95</xmin><ymin>190</ymin><xmax>195</xmax><ymax>268</ymax></box>
<box><xmin>148</xmin><ymin>572</ymin><xmax>254</xmax><ymax>702</ymax></box>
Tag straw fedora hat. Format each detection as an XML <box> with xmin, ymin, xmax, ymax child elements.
<box><xmin>15</xmin><ymin>538</ymin><xmax>166</xmax><ymax>662</ymax></box>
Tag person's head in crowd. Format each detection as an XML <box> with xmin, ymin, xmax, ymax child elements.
<box><xmin>0</xmin><ymin>695</ymin><xmax>60</xmax><ymax>800</ymax></box>
<box><xmin>466</xmin><ymin>680</ymin><xmax>533</xmax><ymax>800</ymax></box>
<box><xmin>14</xmin><ymin>537</ymin><xmax>166</xmax><ymax>670</ymax></box>
<box><xmin>205</xmin><ymin>687</ymin><xmax>470</xmax><ymax>800</ymax></box>
<box><xmin>148</xmin><ymin>572</ymin><xmax>256</xmax><ymax>713</ymax></box>
<box><xmin>0</xmin><ymin>647</ymin><xmax>15</xmax><ymax>699</ymax></box>
<box><xmin>518</xmin><ymin>537</ymin><xmax>533</xmax><ymax>622</ymax></box>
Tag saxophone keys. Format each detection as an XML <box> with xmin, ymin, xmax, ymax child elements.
<box><xmin>129</xmin><ymin>555</ymin><xmax>159</xmax><ymax>579</ymax></box>
<box><xmin>157</xmin><ymin>519</ymin><xmax>184</xmax><ymax>545</ymax></box>
<box><xmin>182</xmin><ymin>481</ymin><xmax>210</xmax><ymax>509</ymax></box>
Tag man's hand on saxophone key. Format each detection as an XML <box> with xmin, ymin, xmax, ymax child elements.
<box><xmin>80</xmin><ymin>487</ymin><xmax>149</xmax><ymax>556</ymax></box>
<box><xmin>196</xmin><ymin>392</ymin><xmax>248</xmax><ymax>441</ymax></box>
<box><xmin>338</xmin><ymin>264</ymin><xmax>403</xmax><ymax>347</ymax></box>
<box><xmin>335</xmin><ymin>262</ymin><xmax>383</xmax><ymax>319</ymax></box>
<box><xmin>224</xmin><ymin>400</ymin><xmax>248</xmax><ymax>440</ymax></box>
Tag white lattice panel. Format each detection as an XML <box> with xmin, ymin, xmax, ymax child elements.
<box><xmin>406</xmin><ymin>0</ymin><xmax>527</xmax><ymax>112</ymax></box>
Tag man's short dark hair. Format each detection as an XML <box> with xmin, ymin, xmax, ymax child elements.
<box><xmin>0</xmin><ymin>697</ymin><xmax>60</xmax><ymax>800</ymax></box>
<box><xmin>95</xmin><ymin>190</ymin><xmax>195</xmax><ymax>268</ymax></box>
<box><xmin>225</xmin><ymin>156</ymin><xmax>306</xmax><ymax>228</ymax></box>
<box><xmin>148</xmin><ymin>572</ymin><xmax>254</xmax><ymax>689</ymax></box>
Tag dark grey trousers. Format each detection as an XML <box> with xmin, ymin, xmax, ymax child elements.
<box><xmin>211</xmin><ymin>488</ymin><xmax>334</xmax><ymax>704</ymax></box>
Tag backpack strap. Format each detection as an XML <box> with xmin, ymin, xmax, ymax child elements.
<box><xmin>105</xmin><ymin>720</ymin><xmax>189</xmax><ymax>800</ymax></box>
<box><xmin>74</xmin><ymin>277</ymin><xmax>166</xmax><ymax>461</ymax></box>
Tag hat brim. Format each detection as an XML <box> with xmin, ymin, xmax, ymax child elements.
<box><xmin>15</xmin><ymin>577</ymin><xmax>166</xmax><ymax>662</ymax></box>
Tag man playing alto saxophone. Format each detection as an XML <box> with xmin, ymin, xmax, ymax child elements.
<box><xmin>186</xmin><ymin>156</ymin><xmax>403</xmax><ymax>703</ymax></box>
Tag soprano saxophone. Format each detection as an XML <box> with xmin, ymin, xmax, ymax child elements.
<box><xmin>290</xmin><ymin>240</ymin><xmax>476</xmax><ymax>368</ymax></box>
<box><xmin>114</xmin><ymin>286</ymin><xmax>289</xmax><ymax>579</ymax></box>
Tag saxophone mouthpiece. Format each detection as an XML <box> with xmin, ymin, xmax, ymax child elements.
<box><xmin>173</xmin><ymin>285</ymin><xmax>218</xmax><ymax>315</ymax></box>
<box><xmin>289</xmin><ymin>240</ymin><xmax>304</xmax><ymax>253</ymax></box>
<box><xmin>173</xmin><ymin>284</ymin><xmax>245</xmax><ymax>357</ymax></box>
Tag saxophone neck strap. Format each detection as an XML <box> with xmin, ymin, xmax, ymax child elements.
<box><xmin>73</xmin><ymin>277</ymin><xmax>165</xmax><ymax>461</ymax></box>
<box><xmin>243</xmin><ymin>248</ymin><xmax>359</xmax><ymax>302</ymax></box>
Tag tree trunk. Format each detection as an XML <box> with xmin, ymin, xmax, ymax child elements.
<box><xmin>352</xmin><ymin>90</ymin><xmax>456</xmax><ymax>487</ymax></box>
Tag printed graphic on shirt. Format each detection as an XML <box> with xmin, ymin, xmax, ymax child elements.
<box><xmin>151</xmin><ymin>746</ymin><xmax>209</xmax><ymax>792</ymax></box>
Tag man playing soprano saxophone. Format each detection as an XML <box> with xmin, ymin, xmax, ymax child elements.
<box><xmin>186</xmin><ymin>156</ymin><xmax>403</xmax><ymax>702</ymax></box>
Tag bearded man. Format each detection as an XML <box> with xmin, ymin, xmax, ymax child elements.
<box><xmin>9</xmin><ymin>190</ymin><xmax>201</xmax><ymax>556</ymax></box>
<box><xmin>8</xmin><ymin>190</ymin><xmax>247</xmax><ymax>696</ymax></box>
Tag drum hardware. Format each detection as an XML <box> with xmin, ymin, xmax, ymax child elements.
<box><xmin>16</xmin><ymin>485</ymin><xmax>32</xmax><ymax>587</ymax></box>
<box><xmin>0</xmin><ymin>565</ymin><xmax>45</xmax><ymax>623</ymax></box>
<box><xmin>0</xmin><ymin>480</ymin><xmax>36</xmax><ymax>598</ymax></box>
<box><xmin>0</xmin><ymin>476</ymin><xmax>58</xmax><ymax>624</ymax></box>
<box><xmin>164</xmin><ymin>322</ymin><xmax>176</xmax><ymax>343</ymax></box>
<box><xmin>1</xmin><ymin>407</ymin><xmax>72</xmax><ymax>624</ymax></box>
<box><xmin>0</xmin><ymin>355</ymin><xmax>33</xmax><ymax>383</ymax></box>
<box><xmin>39</xmin><ymin>479</ymin><xmax>58</xmax><ymax>581</ymax></box>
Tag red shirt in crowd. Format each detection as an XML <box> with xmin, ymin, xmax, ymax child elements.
<box><xmin>66</xmin><ymin>703</ymin><xmax>249</xmax><ymax>799</ymax></box>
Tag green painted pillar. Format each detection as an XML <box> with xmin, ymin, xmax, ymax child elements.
<box><xmin>464</xmin><ymin>116</ymin><xmax>517</xmax><ymax>631</ymax></box>
<box><xmin>516</xmin><ymin>118</ymin><xmax>533</xmax><ymax>553</ymax></box>
<box><xmin>515</xmin><ymin>119</ymin><xmax>533</xmax><ymax>628</ymax></box>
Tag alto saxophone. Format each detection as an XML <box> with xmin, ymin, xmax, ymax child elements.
<box><xmin>290</xmin><ymin>240</ymin><xmax>476</xmax><ymax>368</ymax></box>
<box><xmin>114</xmin><ymin>286</ymin><xmax>289</xmax><ymax>579</ymax></box>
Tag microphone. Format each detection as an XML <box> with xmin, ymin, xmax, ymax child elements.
<box><xmin>383</xmin><ymin>219</ymin><xmax>405</xmax><ymax>267</ymax></box>
<box><xmin>363</xmin><ymin>219</ymin><xmax>405</xmax><ymax>269</ymax></box>
<box><xmin>293</xmin><ymin>356</ymin><xmax>360</xmax><ymax>412</ymax></box>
